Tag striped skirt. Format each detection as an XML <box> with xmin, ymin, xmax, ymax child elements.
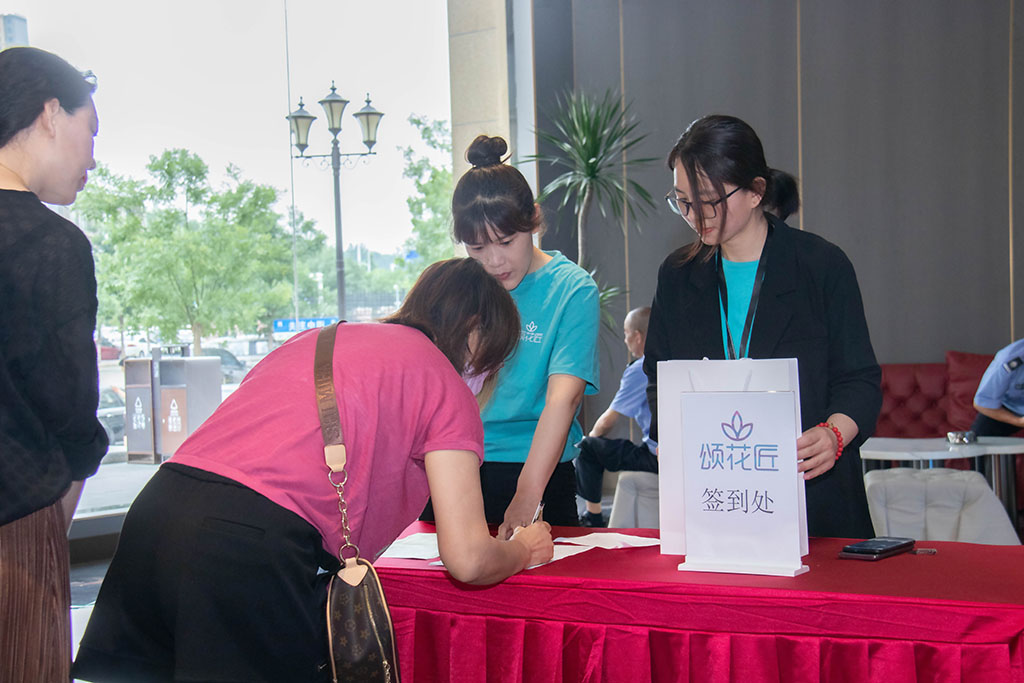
<box><xmin>0</xmin><ymin>500</ymin><xmax>71</xmax><ymax>683</ymax></box>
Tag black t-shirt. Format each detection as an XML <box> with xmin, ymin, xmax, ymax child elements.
<box><xmin>0</xmin><ymin>189</ymin><xmax>108</xmax><ymax>525</ymax></box>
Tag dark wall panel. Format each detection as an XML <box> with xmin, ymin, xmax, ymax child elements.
<box><xmin>532</xmin><ymin>0</ymin><xmax>799</xmax><ymax>420</ymax></box>
<box><xmin>802</xmin><ymin>1</ymin><xmax>1011</xmax><ymax>361</ymax></box>
<box><xmin>1013</xmin><ymin>6</ymin><xmax>1024</xmax><ymax>343</ymax></box>
<box><xmin>571</xmin><ymin>0</ymin><xmax>632</xmax><ymax>380</ymax></box>
<box><xmin>617</xmin><ymin>0</ymin><xmax>799</xmax><ymax>318</ymax></box>
<box><xmin>532</xmin><ymin>0</ymin><xmax>577</xmax><ymax>261</ymax></box>
<box><xmin>524</xmin><ymin>0</ymin><xmax>1021</xmax><ymax>425</ymax></box>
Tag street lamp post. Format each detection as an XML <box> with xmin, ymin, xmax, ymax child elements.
<box><xmin>286</xmin><ymin>83</ymin><xmax>384</xmax><ymax>318</ymax></box>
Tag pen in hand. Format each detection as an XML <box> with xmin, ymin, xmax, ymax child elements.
<box><xmin>509</xmin><ymin>502</ymin><xmax>546</xmax><ymax>543</ymax></box>
<box><xmin>530</xmin><ymin>501</ymin><xmax>545</xmax><ymax>525</ymax></box>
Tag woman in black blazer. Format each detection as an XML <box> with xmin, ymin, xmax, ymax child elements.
<box><xmin>644</xmin><ymin>115</ymin><xmax>881</xmax><ymax>539</ymax></box>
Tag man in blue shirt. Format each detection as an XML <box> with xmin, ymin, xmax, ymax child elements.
<box><xmin>575</xmin><ymin>307</ymin><xmax>658</xmax><ymax>527</ymax></box>
<box><xmin>972</xmin><ymin>338</ymin><xmax>1024</xmax><ymax>436</ymax></box>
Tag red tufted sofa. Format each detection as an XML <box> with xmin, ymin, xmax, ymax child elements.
<box><xmin>878</xmin><ymin>350</ymin><xmax>1024</xmax><ymax>438</ymax></box>
<box><xmin>876</xmin><ymin>351</ymin><xmax>995</xmax><ymax>438</ymax></box>
<box><xmin>877</xmin><ymin>362</ymin><xmax>958</xmax><ymax>438</ymax></box>
<box><xmin>876</xmin><ymin>351</ymin><xmax>1024</xmax><ymax>527</ymax></box>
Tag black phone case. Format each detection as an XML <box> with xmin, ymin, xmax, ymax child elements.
<box><xmin>837</xmin><ymin>547</ymin><xmax>909</xmax><ymax>561</ymax></box>
<box><xmin>838</xmin><ymin>537</ymin><xmax>915</xmax><ymax>561</ymax></box>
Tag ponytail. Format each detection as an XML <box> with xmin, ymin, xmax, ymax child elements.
<box><xmin>763</xmin><ymin>168</ymin><xmax>799</xmax><ymax>221</ymax></box>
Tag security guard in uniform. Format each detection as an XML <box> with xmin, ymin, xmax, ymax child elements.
<box><xmin>972</xmin><ymin>338</ymin><xmax>1024</xmax><ymax>435</ymax></box>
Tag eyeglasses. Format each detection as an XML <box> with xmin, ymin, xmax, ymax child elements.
<box><xmin>665</xmin><ymin>186</ymin><xmax>742</xmax><ymax>220</ymax></box>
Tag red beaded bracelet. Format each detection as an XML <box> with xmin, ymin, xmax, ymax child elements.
<box><xmin>818</xmin><ymin>422</ymin><xmax>844</xmax><ymax>460</ymax></box>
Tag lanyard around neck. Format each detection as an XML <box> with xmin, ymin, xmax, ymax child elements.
<box><xmin>716</xmin><ymin>224</ymin><xmax>772</xmax><ymax>360</ymax></box>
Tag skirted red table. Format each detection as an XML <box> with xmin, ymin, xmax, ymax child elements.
<box><xmin>376</xmin><ymin>523</ymin><xmax>1024</xmax><ymax>683</ymax></box>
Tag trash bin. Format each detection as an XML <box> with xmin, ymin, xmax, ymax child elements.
<box><xmin>124</xmin><ymin>358</ymin><xmax>157</xmax><ymax>463</ymax></box>
<box><xmin>157</xmin><ymin>356</ymin><xmax>221</xmax><ymax>459</ymax></box>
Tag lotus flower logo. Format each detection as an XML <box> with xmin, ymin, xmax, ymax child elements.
<box><xmin>721</xmin><ymin>411</ymin><xmax>753</xmax><ymax>441</ymax></box>
<box><xmin>525</xmin><ymin>321</ymin><xmax>538</xmax><ymax>333</ymax></box>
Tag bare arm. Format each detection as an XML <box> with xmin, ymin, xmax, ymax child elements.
<box><xmin>796</xmin><ymin>412</ymin><xmax>859</xmax><ymax>480</ymax></box>
<box><xmin>973</xmin><ymin>402</ymin><xmax>1024</xmax><ymax>429</ymax></box>
<box><xmin>425</xmin><ymin>449</ymin><xmax>552</xmax><ymax>585</ymax></box>
<box><xmin>498</xmin><ymin>374</ymin><xmax>586</xmax><ymax>540</ymax></box>
<box><xmin>588</xmin><ymin>407</ymin><xmax>623</xmax><ymax>438</ymax></box>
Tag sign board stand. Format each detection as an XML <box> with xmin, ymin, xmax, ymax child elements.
<box><xmin>658</xmin><ymin>358</ymin><xmax>808</xmax><ymax>577</ymax></box>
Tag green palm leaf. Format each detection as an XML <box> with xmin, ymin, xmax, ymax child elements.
<box><xmin>529</xmin><ymin>90</ymin><xmax>656</xmax><ymax>269</ymax></box>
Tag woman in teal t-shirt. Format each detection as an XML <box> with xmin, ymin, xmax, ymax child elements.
<box><xmin>451</xmin><ymin>135</ymin><xmax>600</xmax><ymax>538</ymax></box>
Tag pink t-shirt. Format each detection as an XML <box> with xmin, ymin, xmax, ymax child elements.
<box><xmin>171</xmin><ymin>323</ymin><xmax>484</xmax><ymax>560</ymax></box>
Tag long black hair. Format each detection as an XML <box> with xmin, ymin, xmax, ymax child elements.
<box><xmin>0</xmin><ymin>47</ymin><xmax>96</xmax><ymax>148</ymax></box>
<box><xmin>667</xmin><ymin>115</ymin><xmax>799</xmax><ymax>263</ymax></box>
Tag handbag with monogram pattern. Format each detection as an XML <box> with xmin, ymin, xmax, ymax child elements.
<box><xmin>315</xmin><ymin>322</ymin><xmax>400</xmax><ymax>683</ymax></box>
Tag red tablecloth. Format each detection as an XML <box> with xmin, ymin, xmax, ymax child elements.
<box><xmin>376</xmin><ymin>523</ymin><xmax>1024</xmax><ymax>683</ymax></box>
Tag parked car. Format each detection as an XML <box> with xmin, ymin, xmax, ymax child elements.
<box><xmin>95</xmin><ymin>333</ymin><xmax>120</xmax><ymax>361</ymax></box>
<box><xmin>98</xmin><ymin>341</ymin><xmax>120</xmax><ymax>361</ymax></box>
<box><xmin>122</xmin><ymin>335</ymin><xmax>156</xmax><ymax>358</ymax></box>
<box><xmin>199</xmin><ymin>347</ymin><xmax>248</xmax><ymax>384</ymax></box>
<box><xmin>97</xmin><ymin>386</ymin><xmax>125</xmax><ymax>444</ymax></box>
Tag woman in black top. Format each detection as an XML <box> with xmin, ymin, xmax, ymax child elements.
<box><xmin>645</xmin><ymin>115</ymin><xmax>881</xmax><ymax>539</ymax></box>
<box><xmin>0</xmin><ymin>47</ymin><xmax>106</xmax><ymax>682</ymax></box>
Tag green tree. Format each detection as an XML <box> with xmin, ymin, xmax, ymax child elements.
<box><xmin>77</xmin><ymin>151</ymin><xmax>320</xmax><ymax>354</ymax></box>
<box><xmin>75</xmin><ymin>166</ymin><xmax>148</xmax><ymax>352</ymax></box>
<box><xmin>396</xmin><ymin>114</ymin><xmax>455</xmax><ymax>277</ymax></box>
<box><xmin>148</xmin><ymin>148</ymin><xmax>210</xmax><ymax>229</ymax></box>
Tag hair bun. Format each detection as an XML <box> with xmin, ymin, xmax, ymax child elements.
<box><xmin>466</xmin><ymin>135</ymin><xmax>508</xmax><ymax>168</ymax></box>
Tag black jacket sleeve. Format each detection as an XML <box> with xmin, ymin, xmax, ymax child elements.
<box><xmin>643</xmin><ymin>256</ymin><xmax>677</xmax><ymax>444</ymax></box>
<box><xmin>819</xmin><ymin>246</ymin><xmax>882</xmax><ymax>446</ymax></box>
<box><xmin>23</xmin><ymin>226</ymin><xmax>109</xmax><ymax>480</ymax></box>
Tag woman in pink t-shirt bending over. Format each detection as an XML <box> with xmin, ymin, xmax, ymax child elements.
<box><xmin>73</xmin><ymin>258</ymin><xmax>553</xmax><ymax>683</ymax></box>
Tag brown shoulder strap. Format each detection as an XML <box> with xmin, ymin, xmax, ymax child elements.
<box><xmin>314</xmin><ymin>322</ymin><xmax>347</xmax><ymax>471</ymax></box>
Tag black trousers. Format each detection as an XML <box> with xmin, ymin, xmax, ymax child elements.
<box><xmin>422</xmin><ymin>460</ymin><xmax>579</xmax><ymax>527</ymax></box>
<box><xmin>970</xmin><ymin>412</ymin><xmax>1024</xmax><ymax>488</ymax></box>
<box><xmin>574</xmin><ymin>436</ymin><xmax>659</xmax><ymax>504</ymax></box>
<box><xmin>971</xmin><ymin>411</ymin><xmax>1024</xmax><ymax>436</ymax></box>
<box><xmin>73</xmin><ymin>464</ymin><xmax>335</xmax><ymax>683</ymax></box>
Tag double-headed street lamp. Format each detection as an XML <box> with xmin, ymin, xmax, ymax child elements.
<box><xmin>286</xmin><ymin>82</ymin><xmax>384</xmax><ymax>318</ymax></box>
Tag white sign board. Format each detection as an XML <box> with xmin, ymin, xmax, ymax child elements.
<box><xmin>658</xmin><ymin>358</ymin><xmax>808</xmax><ymax>577</ymax></box>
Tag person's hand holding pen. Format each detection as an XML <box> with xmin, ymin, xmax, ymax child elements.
<box><xmin>499</xmin><ymin>491</ymin><xmax>546</xmax><ymax>540</ymax></box>
<box><xmin>509</xmin><ymin>502</ymin><xmax>553</xmax><ymax>568</ymax></box>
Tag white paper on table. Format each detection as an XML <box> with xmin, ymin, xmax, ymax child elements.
<box><xmin>429</xmin><ymin>543</ymin><xmax>596</xmax><ymax>569</ymax></box>
<box><xmin>379</xmin><ymin>532</ymin><xmax>439</xmax><ymax>560</ymax></box>
<box><xmin>554</xmin><ymin>532</ymin><xmax>661</xmax><ymax>550</ymax></box>
<box><xmin>529</xmin><ymin>544</ymin><xmax>595</xmax><ymax>568</ymax></box>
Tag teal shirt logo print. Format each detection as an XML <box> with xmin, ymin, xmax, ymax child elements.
<box><xmin>521</xmin><ymin>321</ymin><xmax>544</xmax><ymax>344</ymax></box>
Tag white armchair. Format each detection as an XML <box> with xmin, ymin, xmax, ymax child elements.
<box><xmin>864</xmin><ymin>467</ymin><xmax>1020</xmax><ymax>545</ymax></box>
<box><xmin>608</xmin><ymin>471</ymin><xmax>660</xmax><ymax>528</ymax></box>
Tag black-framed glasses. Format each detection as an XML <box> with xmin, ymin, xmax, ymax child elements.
<box><xmin>665</xmin><ymin>186</ymin><xmax>742</xmax><ymax>220</ymax></box>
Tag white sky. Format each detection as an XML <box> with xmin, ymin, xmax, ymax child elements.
<box><xmin>10</xmin><ymin>0</ymin><xmax>453</xmax><ymax>253</ymax></box>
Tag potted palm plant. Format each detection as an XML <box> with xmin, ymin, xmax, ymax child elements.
<box><xmin>530</xmin><ymin>89</ymin><xmax>657</xmax><ymax>270</ymax></box>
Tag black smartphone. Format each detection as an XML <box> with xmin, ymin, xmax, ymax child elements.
<box><xmin>837</xmin><ymin>536</ymin><xmax>915</xmax><ymax>561</ymax></box>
